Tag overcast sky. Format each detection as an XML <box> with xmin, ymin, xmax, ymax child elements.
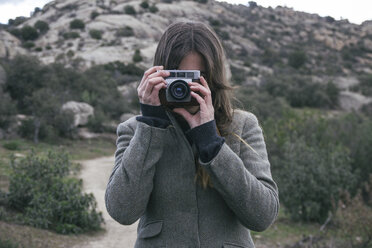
<box><xmin>0</xmin><ymin>0</ymin><xmax>371</xmax><ymax>25</ymax></box>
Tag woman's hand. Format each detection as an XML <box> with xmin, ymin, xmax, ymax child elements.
<box><xmin>173</xmin><ymin>76</ymin><xmax>214</xmax><ymax>129</ymax></box>
<box><xmin>137</xmin><ymin>66</ymin><xmax>169</xmax><ymax>106</ymax></box>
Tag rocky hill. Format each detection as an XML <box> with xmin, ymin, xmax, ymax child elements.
<box><xmin>1</xmin><ymin>0</ymin><xmax>372</xmax><ymax>111</ymax></box>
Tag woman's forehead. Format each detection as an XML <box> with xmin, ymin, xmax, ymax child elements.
<box><xmin>178</xmin><ymin>52</ymin><xmax>206</xmax><ymax>71</ymax></box>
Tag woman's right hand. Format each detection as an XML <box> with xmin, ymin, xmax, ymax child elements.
<box><xmin>137</xmin><ymin>66</ymin><xmax>169</xmax><ymax>106</ymax></box>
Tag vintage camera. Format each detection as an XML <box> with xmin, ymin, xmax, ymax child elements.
<box><xmin>159</xmin><ymin>70</ymin><xmax>200</xmax><ymax>107</ymax></box>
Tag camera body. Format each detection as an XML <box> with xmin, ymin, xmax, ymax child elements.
<box><xmin>159</xmin><ymin>70</ymin><xmax>200</xmax><ymax>107</ymax></box>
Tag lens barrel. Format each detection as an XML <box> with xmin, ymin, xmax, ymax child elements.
<box><xmin>169</xmin><ymin>80</ymin><xmax>190</xmax><ymax>100</ymax></box>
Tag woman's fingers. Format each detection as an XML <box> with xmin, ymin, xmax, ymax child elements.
<box><xmin>150</xmin><ymin>81</ymin><xmax>167</xmax><ymax>100</ymax></box>
<box><xmin>191</xmin><ymin>91</ymin><xmax>207</xmax><ymax>111</ymax></box>
<box><xmin>147</xmin><ymin>69</ymin><xmax>169</xmax><ymax>80</ymax></box>
<box><xmin>143</xmin><ymin>77</ymin><xmax>166</xmax><ymax>100</ymax></box>
<box><xmin>200</xmin><ymin>76</ymin><xmax>210</xmax><ymax>90</ymax></box>
<box><xmin>138</xmin><ymin>65</ymin><xmax>164</xmax><ymax>91</ymax></box>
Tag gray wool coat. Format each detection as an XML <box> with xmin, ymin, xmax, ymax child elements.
<box><xmin>105</xmin><ymin>109</ymin><xmax>279</xmax><ymax>248</ymax></box>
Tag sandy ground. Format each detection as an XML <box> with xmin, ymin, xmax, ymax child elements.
<box><xmin>74</xmin><ymin>156</ymin><xmax>138</xmax><ymax>248</ymax></box>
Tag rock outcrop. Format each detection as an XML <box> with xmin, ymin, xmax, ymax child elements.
<box><xmin>61</xmin><ymin>101</ymin><xmax>94</xmax><ymax>127</ymax></box>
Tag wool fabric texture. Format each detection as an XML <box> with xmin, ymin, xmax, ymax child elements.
<box><xmin>105</xmin><ymin>109</ymin><xmax>279</xmax><ymax>248</ymax></box>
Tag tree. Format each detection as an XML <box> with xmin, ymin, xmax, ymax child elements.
<box><xmin>124</xmin><ymin>5</ymin><xmax>136</xmax><ymax>15</ymax></box>
<box><xmin>20</xmin><ymin>25</ymin><xmax>38</xmax><ymax>41</ymax></box>
<box><xmin>70</xmin><ymin>19</ymin><xmax>85</xmax><ymax>30</ymax></box>
<box><xmin>132</xmin><ymin>49</ymin><xmax>143</xmax><ymax>63</ymax></box>
<box><xmin>288</xmin><ymin>50</ymin><xmax>307</xmax><ymax>69</ymax></box>
<box><xmin>34</xmin><ymin>20</ymin><xmax>49</xmax><ymax>33</ymax></box>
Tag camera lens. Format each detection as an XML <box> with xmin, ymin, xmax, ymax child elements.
<box><xmin>169</xmin><ymin>80</ymin><xmax>189</xmax><ymax>100</ymax></box>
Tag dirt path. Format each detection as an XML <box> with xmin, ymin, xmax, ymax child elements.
<box><xmin>74</xmin><ymin>156</ymin><xmax>137</xmax><ymax>248</ymax></box>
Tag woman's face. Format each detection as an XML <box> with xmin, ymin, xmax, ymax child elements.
<box><xmin>178</xmin><ymin>52</ymin><xmax>206</xmax><ymax>114</ymax></box>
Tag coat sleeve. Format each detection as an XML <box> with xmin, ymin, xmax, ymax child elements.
<box><xmin>105</xmin><ymin>118</ymin><xmax>168</xmax><ymax>225</ymax></box>
<box><xmin>200</xmin><ymin>112</ymin><xmax>279</xmax><ymax>232</ymax></box>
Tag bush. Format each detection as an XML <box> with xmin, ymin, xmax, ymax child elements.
<box><xmin>0</xmin><ymin>90</ymin><xmax>17</xmax><ymax>129</ymax></box>
<box><xmin>0</xmin><ymin>238</ymin><xmax>19</xmax><ymax>248</ymax></box>
<box><xmin>288</xmin><ymin>50</ymin><xmax>307</xmax><ymax>69</ymax></box>
<box><xmin>8</xmin><ymin>16</ymin><xmax>27</xmax><ymax>26</ymax></box>
<box><xmin>103</xmin><ymin>61</ymin><xmax>143</xmax><ymax>76</ymax></box>
<box><xmin>140</xmin><ymin>1</ymin><xmax>149</xmax><ymax>8</ymax></box>
<box><xmin>6</xmin><ymin>150</ymin><xmax>103</xmax><ymax>234</ymax></box>
<box><xmin>335</xmin><ymin>176</ymin><xmax>372</xmax><ymax>248</ymax></box>
<box><xmin>132</xmin><ymin>49</ymin><xmax>143</xmax><ymax>63</ymax></box>
<box><xmin>273</xmin><ymin>136</ymin><xmax>355</xmax><ymax>223</ymax></box>
<box><xmin>90</xmin><ymin>11</ymin><xmax>100</xmax><ymax>20</ymax></box>
<box><xmin>194</xmin><ymin>0</ymin><xmax>208</xmax><ymax>3</ymax></box>
<box><xmin>69</xmin><ymin>19</ymin><xmax>85</xmax><ymax>30</ymax></box>
<box><xmin>62</xmin><ymin>31</ymin><xmax>80</xmax><ymax>39</ymax></box>
<box><xmin>20</xmin><ymin>25</ymin><xmax>38</xmax><ymax>41</ymax></box>
<box><xmin>262</xmin><ymin>75</ymin><xmax>339</xmax><ymax>109</ymax></box>
<box><xmin>2</xmin><ymin>141</ymin><xmax>20</xmax><ymax>151</ymax></box>
<box><xmin>116</xmin><ymin>26</ymin><xmax>134</xmax><ymax>37</ymax></box>
<box><xmin>34</xmin><ymin>20</ymin><xmax>49</xmax><ymax>33</ymax></box>
<box><xmin>87</xmin><ymin>109</ymin><xmax>107</xmax><ymax>133</ymax></box>
<box><xmin>149</xmin><ymin>4</ymin><xmax>159</xmax><ymax>13</ymax></box>
<box><xmin>124</xmin><ymin>5</ymin><xmax>136</xmax><ymax>15</ymax></box>
<box><xmin>89</xmin><ymin>29</ymin><xmax>103</xmax><ymax>40</ymax></box>
<box><xmin>22</xmin><ymin>41</ymin><xmax>35</xmax><ymax>49</ymax></box>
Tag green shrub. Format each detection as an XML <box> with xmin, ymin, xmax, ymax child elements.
<box><xmin>2</xmin><ymin>141</ymin><xmax>20</xmax><ymax>151</ymax></box>
<box><xmin>124</xmin><ymin>5</ymin><xmax>136</xmax><ymax>15</ymax></box>
<box><xmin>6</xmin><ymin>150</ymin><xmax>103</xmax><ymax>234</ymax></box>
<box><xmin>22</xmin><ymin>41</ymin><xmax>35</xmax><ymax>49</ymax></box>
<box><xmin>62</xmin><ymin>31</ymin><xmax>80</xmax><ymax>39</ymax></box>
<box><xmin>335</xmin><ymin>176</ymin><xmax>372</xmax><ymax>248</ymax></box>
<box><xmin>271</xmin><ymin>133</ymin><xmax>355</xmax><ymax>223</ymax></box>
<box><xmin>34</xmin><ymin>47</ymin><xmax>42</xmax><ymax>52</ymax></box>
<box><xmin>0</xmin><ymin>238</ymin><xmax>19</xmax><ymax>248</ymax></box>
<box><xmin>132</xmin><ymin>49</ymin><xmax>143</xmax><ymax>63</ymax></box>
<box><xmin>103</xmin><ymin>61</ymin><xmax>143</xmax><ymax>76</ymax></box>
<box><xmin>87</xmin><ymin>109</ymin><xmax>107</xmax><ymax>133</ymax></box>
<box><xmin>288</xmin><ymin>50</ymin><xmax>307</xmax><ymax>69</ymax></box>
<box><xmin>116</xmin><ymin>26</ymin><xmax>134</xmax><ymax>37</ymax></box>
<box><xmin>209</xmin><ymin>18</ymin><xmax>221</xmax><ymax>27</ymax></box>
<box><xmin>90</xmin><ymin>11</ymin><xmax>100</xmax><ymax>20</ymax></box>
<box><xmin>194</xmin><ymin>0</ymin><xmax>208</xmax><ymax>3</ymax></box>
<box><xmin>69</xmin><ymin>19</ymin><xmax>85</xmax><ymax>30</ymax></box>
<box><xmin>263</xmin><ymin>75</ymin><xmax>339</xmax><ymax>109</ymax></box>
<box><xmin>0</xmin><ymin>90</ymin><xmax>17</xmax><ymax>129</ymax></box>
<box><xmin>353</xmin><ymin>74</ymin><xmax>372</xmax><ymax>96</ymax></box>
<box><xmin>8</xmin><ymin>16</ymin><xmax>27</xmax><ymax>26</ymax></box>
<box><xmin>20</xmin><ymin>25</ymin><xmax>38</xmax><ymax>41</ymax></box>
<box><xmin>89</xmin><ymin>29</ymin><xmax>103</xmax><ymax>40</ymax></box>
<box><xmin>34</xmin><ymin>20</ymin><xmax>49</xmax><ymax>33</ymax></box>
<box><xmin>8</xmin><ymin>28</ymin><xmax>21</xmax><ymax>39</ymax></box>
<box><xmin>140</xmin><ymin>1</ymin><xmax>149</xmax><ymax>8</ymax></box>
<box><xmin>149</xmin><ymin>4</ymin><xmax>159</xmax><ymax>13</ymax></box>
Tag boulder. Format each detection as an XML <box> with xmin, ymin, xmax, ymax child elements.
<box><xmin>61</xmin><ymin>101</ymin><xmax>94</xmax><ymax>127</ymax></box>
<box><xmin>339</xmin><ymin>91</ymin><xmax>372</xmax><ymax>111</ymax></box>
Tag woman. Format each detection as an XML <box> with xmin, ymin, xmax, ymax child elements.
<box><xmin>105</xmin><ymin>21</ymin><xmax>279</xmax><ymax>248</ymax></box>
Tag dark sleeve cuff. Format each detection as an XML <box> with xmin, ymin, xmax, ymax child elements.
<box><xmin>137</xmin><ymin>103</ymin><xmax>171</xmax><ymax>128</ymax></box>
<box><xmin>140</xmin><ymin>103</ymin><xmax>169</xmax><ymax>120</ymax></box>
<box><xmin>186</xmin><ymin>120</ymin><xmax>225</xmax><ymax>163</ymax></box>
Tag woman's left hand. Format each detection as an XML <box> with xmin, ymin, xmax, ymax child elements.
<box><xmin>173</xmin><ymin>76</ymin><xmax>214</xmax><ymax>129</ymax></box>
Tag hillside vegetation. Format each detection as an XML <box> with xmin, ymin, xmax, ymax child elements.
<box><xmin>1</xmin><ymin>0</ymin><xmax>372</xmax><ymax>247</ymax></box>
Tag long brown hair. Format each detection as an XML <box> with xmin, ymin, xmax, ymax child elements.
<box><xmin>154</xmin><ymin>21</ymin><xmax>234</xmax><ymax>188</ymax></box>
